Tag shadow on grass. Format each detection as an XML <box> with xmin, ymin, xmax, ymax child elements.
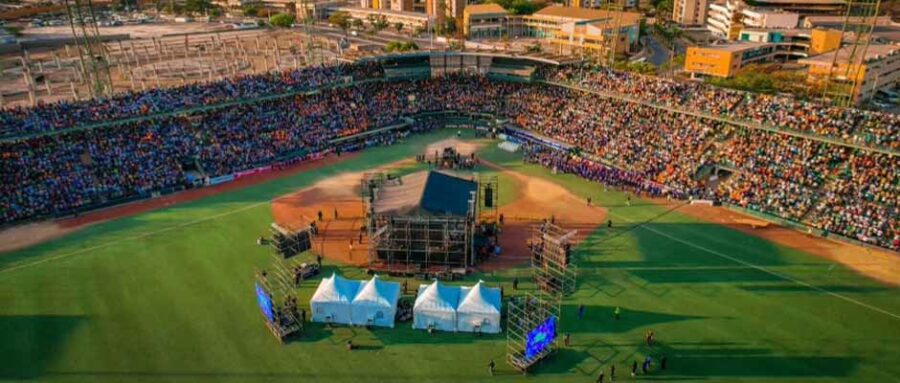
<box><xmin>372</xmin><ymin>324</ymin><xmax>505</xmax><ymax>345</ymax></box>
<box><xmin>0</xmin><ymin>315</ymin><xmax>86</xmax><ymax>380</ymax></box>
<box><xmin>740</xmin><ymin>285</ymin><xmax>890</xmax><ymax>294</ymax></box>
<box><xmin>558</xmin><ymin>305</ymin><xmax>706</xmax><ymax>335</ymax></box>
<box><xmin>646</xmin><ymin>341</ymin><xmax>859</xmax><ymax>379</ymax></box>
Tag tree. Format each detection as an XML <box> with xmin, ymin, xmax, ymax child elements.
<box><xmin>328</xmin><ymin>11</ymin><xmax>351</xmax><ymax>33</ymax></box>
<box><xmin>372</xmin><ymin>15</ymin><xmax>389</xmax><ymax>32</ymax></box>
<box><xmin>488</xmin><ymin>0</ymin><xmax>547</xmax><ymax>15</ymax></box>
<box><xmin>269</xmin><ymin>13</ymin><xmax>295</xmax><ymax>28</ymax></box>
<box><xmin>384</xmin><ymin>40</ymin><xmax>419</xmax><ymax>52</ymax></box>
<box><xmin>351</xmin><ymin>18</ymin><xmax>364</xmax><ymax>30</ymax></box>
<box><xmin>394</xmin><ymin>22</ymin><xmax>404</xmax><ymax>34</ymax></box>
<box><xmin>242</xmin><ymin>4</ymin><xmax>260</xmax><ymax>17</ymax></box>
<box><xmin>443</xmin><ymin>16</ymin><xmax>457</xmax><ymax>36</ymax></box>
<box><xmin>183</xmin><ymin>0</ymin><xmax>212</xmax><ymax>14</ymax></box>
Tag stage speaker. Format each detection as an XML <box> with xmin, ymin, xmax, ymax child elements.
<box><xmin>484</xmin><ymin>187</ymin><xmax>493</xmax><ymax>207</ymax></box>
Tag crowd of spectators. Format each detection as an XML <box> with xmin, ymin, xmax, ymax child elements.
<box><xmin>811</xmin><ymin>153</ymin><xmax>898</xmax><ymax>248</ymax></box>
<box><xmin>0</xmin><ymin>63</ymin><xmax>385</xmax><ymax>137</ymax></box>
<box><xmin>542</xmin><ymin>65</ymin><xmax>899</xmax><ymax>150</ymax></box>
<box><xmin>1</xmin><ymin>67</ymin><xmax>896</xmax><ymax>250</ymax></box>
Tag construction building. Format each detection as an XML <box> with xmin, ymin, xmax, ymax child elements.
<box><xmin>800</xmin><ymin>44</ymin><xmax>900</xmax><ymax>104</ymax></box>
<box><xmin>326</xmin><ymin>6</ymin><xmax>430</xmax><ymax>30</ymax></box>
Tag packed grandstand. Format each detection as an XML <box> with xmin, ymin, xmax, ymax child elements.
<box><xmin>1</xmin><ymin>58</ymin><xmax>897</xmax><ymax>251</ymax></box>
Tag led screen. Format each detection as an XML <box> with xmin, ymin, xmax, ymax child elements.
<box><xmin>255</xmin><ymin>283</ymin><xmax>275</xmax><ymax>324</ymax></box>
<box><xmin>524</xmin><ymin>315</ymin><xmax>557</xmax><ymax>360</ymax></box>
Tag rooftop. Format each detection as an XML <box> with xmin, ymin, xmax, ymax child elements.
<box><xmin>695</xmin><ymin>41</ymin><xmax>773</xmax><ymax>52</ymax></box>
<box><xmin>752</xmin><ymin>0</ymin><xmax>845</xmax><ymax>4</ymax></box>
<box><xmin>800</xmin><ymin>44</ymin><xmax>900</xmax><ymax>66</ymax></box>
<box><xmin>531</xmin><ymin>6</ymin><xmax>642</xmax><ymax>25</ymax></box>
<box><xmin>331</xmin><ymin>6</ymin><xmax>430</xmax><ymax>20</ymax></box>
<box><xmin>464</xmin><ymin>3</ymin><xmax>508</xmax><ymax>15</ymax></box>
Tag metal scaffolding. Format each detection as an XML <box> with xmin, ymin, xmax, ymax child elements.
<box><xmin>363</xmin><ymin>171</ymin><xmax>500</xmax><ymax>273</ymax></box>
<box><xmin>530</xmin><ymin>223</ymin><xmax>579</xmax><ymax>297</ymax></box>
<box><xmin>270</xmin><ymin>222</ymin><xmax>314</xmax><ymax>259</ymax></box>
<box><xmin>506</xmin><ymin>293</ymin><xmax>561</xmax><ymax>372</ymax></box>
<box><xmin>822</xmin><ymin>0</ymin><xmax>882</xmax><ymax>106</ymax></box>
<box><xmin>255</xmin><ymin>252</ymin><xmax>303</xmax><ymax>341</ymax></box>
<box><xmin>369</xmin><ymin>215</ymin><xmax>473</xmax><ymax>271</ymax></box>
<box><xmin>506</xmin><ymin>222</ymin><xmax>578</xmax><ymax>373</ymax></box>
<box><xmin>64</xmin><ymin>0</ymin><xmax>113</xmax><ymax>98</ymax></box>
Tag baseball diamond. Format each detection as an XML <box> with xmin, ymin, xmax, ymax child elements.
<box><xmin>1</xmin><ymin>52</ymin><xmax>898</xmax><ymax>383</ymax></box>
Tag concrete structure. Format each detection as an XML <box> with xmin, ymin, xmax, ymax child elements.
<box><xmin>327</xmin><ymin>6</ymin><xmax>430</xmax><ymax>30</ymax></box>
<box><xmin>800</xmin><ymin>44</ymin><xmax>900</xmax><ymax>103</ymax></box>
<box><xmin>673</xmin><ymin>0</ymin><xmax>709</xmax><ymax>26</ymax></box>
<box><xmin>741</xmin><ymin>8</ymin><xmax>798</xmax><ymax>29</ymax></box>
<box><xmin>748</xmin><ymin>0</ymin><xmax>845</xmax><ymax>15</ymax></box>
<box><xmin>685</xmin><ymin>41</ymin><xmax>776</xmax><ymax>77</ymax></box>
<box><xmin>463</xmin><ymin>4</ymin><xmax>508</xmax><ymax>39</ymax></box>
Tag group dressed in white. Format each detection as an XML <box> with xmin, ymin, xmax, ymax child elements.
<box><xmin>310</xmin><ymin>274</ymin><xmax>501</xmax><ymax>333</ymax></box>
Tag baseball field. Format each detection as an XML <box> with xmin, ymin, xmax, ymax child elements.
<box><xmin>1</xmin><ymin>129</ymin><xmax>898</xmax><ymax>382</ymax></box>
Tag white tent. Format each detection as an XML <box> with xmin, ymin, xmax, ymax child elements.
<box><xmin>310</xmin><ymin>273</ymin><xmax>362</xmax><ymax>325</ymax></box>
<box><xmin>350</xmin><ymin>275</ymin><xmax>401</xmax><ymax>328</ymax></box>
<box><xmin>413</xmin><ymin>280</ymin><xmax>460</xmax><ymax>332</ymax></box>
<box><xmin>457</xmin><ymin>281</ymin><xmax>502</xmax><ymax>334</ymax></box>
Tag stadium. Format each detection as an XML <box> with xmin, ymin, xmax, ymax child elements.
<box><xmin>1</xmin><ymin>52</ymin><xmax>899</xmax><ymax>382</ymax></box>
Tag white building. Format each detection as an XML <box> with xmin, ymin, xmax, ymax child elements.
<box><xmin>707</xmin><ymin>0</ymin><xmax>799</xmax><ymax>41</ymax></box>
<box><xmin>741</xmin><ymin>8</ymin><xmax>798</xmax><ymax>29</ymax></box>
<box><xmin>707</xmin><ymin>0</ymin><xmax>742</xmax><ymax>40</ymax></box>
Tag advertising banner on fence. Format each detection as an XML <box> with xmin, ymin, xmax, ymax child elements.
<box><xmin>234</xmin><ymin>165</ymin><xmax>273</xmax><ymax>180</ymax></box>
<box><xmin>207</xmin><ymin>174</ymin><xmax>235</xmax><ymax>186</ymax></box>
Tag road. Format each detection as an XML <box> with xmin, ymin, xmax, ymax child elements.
<box><xmin>644</xmin><ymin>35</ymin><xmax>671</xmax><ymax>66</ymax></box>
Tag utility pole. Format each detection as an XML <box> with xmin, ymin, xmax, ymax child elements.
<box><xmin>822</xmin><ymin>0</ymin><xmax>881</xmax><ymax>107</ymax></box>
<box><xmin>65</xmin><ymin>0</ymin><xmax>113</xmax><ymax>98</ymax></box>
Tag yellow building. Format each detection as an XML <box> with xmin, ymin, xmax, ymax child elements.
<box><xmin>463</xmin><ymin>4</ymin><xmax>508</xmax><ymax>39</ymax></box>
<box><xmin>800</xmin><ymin>44</ymin><xmax>900</xmax><ymax>103</ymax></box>
<box><xmin>516</xmin><ymin>6</ymin><xmax>642</xmax><ymax>55</ymax></box>
<box><xmin>685</xmin><ymin>41</ymin><xmax>776</xmax><ymax>77</ymax></box>
<box><xmin>808</xmin><ymin>28</ymin><xmax>842</xmax><ymax>55</ymax></box>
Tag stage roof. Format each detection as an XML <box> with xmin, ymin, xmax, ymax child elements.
<box><xmin>421</xmin><ymin>172</ymin><xmax>477</xmax><ymax>216</ymax></box>
<box><xmin>373</xmin><ymin>171</ymin><xmax>476</xmax><ymax>217</ymax></box>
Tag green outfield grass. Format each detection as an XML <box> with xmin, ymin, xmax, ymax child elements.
<box><xmin>1</xmin><ymin>129</ymin><xmax>898</xmax><ymax>383</ymax></box>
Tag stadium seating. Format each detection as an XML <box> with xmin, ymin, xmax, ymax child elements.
<box><xmin>1</xmin><ymin>63</ymin><xmax>896</xmax><ymax>251</ymax></box>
